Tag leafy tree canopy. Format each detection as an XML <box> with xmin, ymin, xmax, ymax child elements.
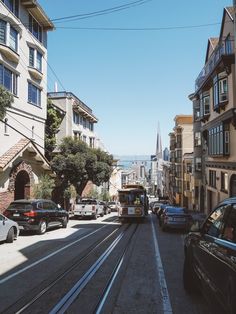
<box><xmin>51</xmin><ymin>137</ymin><xmax>114</xmax><ymax>196</ymax></box>
<box><xmin>0</xmin><ymin>86</ymin><xmax>13</xmax><ymax>120</ymax></box>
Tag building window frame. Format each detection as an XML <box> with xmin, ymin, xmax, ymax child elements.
<box><xmin>28</xmin><ymin>82</ymin><xmax>41</xmax><ymax>107</ymax></box>
<box><xmin>1</xmin><ymin>0</ymin><xmax>19</xmax><ymax>17</ymax></box>
<box><xmin>0</xmin><ymin>63</ymin><xmax>18</xmax><ymax>95</ymax></box>
<box><xmin>221</xmin><ymin>172</ymin><xmax>228</xmax><ymax>193</ymax></box>
<box><xmin>29</xmin><ymin>14</ymin><xmax>42</xmax><ymax>42</ymax></box>
<box><xmin>0</xmin><ymin>19</ymin><xmax>18</xmax><ymax>53</ymax></box>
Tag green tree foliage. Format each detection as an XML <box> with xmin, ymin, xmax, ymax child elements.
<box><xmin>45</xmin><ymin>100</ymin><xmax>63</xmax><ymax>160</ymax></box>
<box><xmin>51</xmin><ymin>137</ymin><xmax>114</xmax><ymax>196</ymax></box>
<box><xmin>0</xmin><ymin>85</ymin><xmax>13</xmax><ymax>120</ymax></box>
<box><xmin>33</xmin><ymin>174</ymin><xmax>55</xmax><ymax>199</ymax></box>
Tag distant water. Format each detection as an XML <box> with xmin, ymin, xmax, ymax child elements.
<box><xmin>115</xmin><ymin>155</ymin><xmax>151</xmax><ymax>170</ymax></box>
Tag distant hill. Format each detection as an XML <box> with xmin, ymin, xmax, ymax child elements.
<box><xmin>115</xmin><ymin>155</ymin><xmax>151</xmax><ymax>170</ymax></box>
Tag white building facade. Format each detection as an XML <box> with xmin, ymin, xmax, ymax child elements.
<box><xmin>0</xmin><ymin>0</ymin><xmax>54</xmax><ymax>212</ymax></box>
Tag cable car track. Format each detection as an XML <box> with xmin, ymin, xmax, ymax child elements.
<box><xmin>3</xmin><ymin>222</ymin><xmax>139</xmax><ymax>314</ymax></box>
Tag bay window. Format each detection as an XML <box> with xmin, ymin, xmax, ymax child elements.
<box><xmin>0</xmin><ymin>63</ymin><xmax>18</xmax><ymax>95</ymax></box>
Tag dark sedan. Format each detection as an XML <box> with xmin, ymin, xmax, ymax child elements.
<box><xmin>183</xmin><ymin>197</ymin><xmax>236</xmax><ymax>314</ymax></box>
<box><xmin>4</xmin><ymin>199</ymin><xmax>69</xmax><ymax>235</ymax></box>
<box><xmin>159</xmin><ymin>206</ymin><xmax>193</xmax><ymax>231</ymax></box>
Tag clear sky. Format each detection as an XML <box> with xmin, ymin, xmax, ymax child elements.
<box><xmin>39</xmin><ymin>0</ymin><xmax>232</xmax><ymax>156</ymax></box>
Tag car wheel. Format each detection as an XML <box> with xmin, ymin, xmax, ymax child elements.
<box><xmin>93</xmin><ymin>212</ymin><xmax>97</xmax><ymax>220</ymax></box>
<box><xmin>183</xmin><ymin>251</ymin><xmax>199</xmax><ymax>294</ymax></box>
<box><xmin>6</xmin><ymin>227</ymin><xmax>14</xmax><ymax>243</ymax></box>
<box><xmin>37</xmin><ymin>220</ymin><xmax>47</xmax><ymax>235</ymax></box>
<box><xmin>62</xmin><ymin>217</ymin><xmax>68</xmax><ymax>228</ymax></box>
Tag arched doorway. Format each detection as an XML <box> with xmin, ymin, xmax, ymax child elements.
<box><xmin>230</xmin><ymin>174</ymin><xmax>236</xmax><ymax>197</ymax></box>
<box><xmin>14</xmin><ymin>170</ymin><xmax>30</xmax><ymax>200</ymax></box>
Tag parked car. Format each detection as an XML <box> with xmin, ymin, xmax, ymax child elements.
<box><xmin>99</xmin><ymin>201</ymin><xmax>111</xmax><ymax>215</ymax></box>
<box><xmin>156</xmin><ymin>203</ymin><xmax>170</xmax><ymax>225</ymax></box>
<box><xmin>107</xmin><ymin>201</ymin><xmax>119</xmax><ymax>212</ymax></box>
<box><xmin>183</xmin><ymin>197</ymin><xmax>236</xmax><ymax>314</ymax></box>
<box><xmin>159</xmin><ymin>206</ymin><xmax>193</xmax><ymax>231</ymax></box>
<box><xmin>0</xmin><ymin>213</ymin><xmax>19</xmax><ymax>243</ymax></box>
<box><xmin>4</xmin><ymin>199</ymin><xmax>69</xmax><ymax>235</ymax></box>
<box><xmin>74</xmin><ymin>198</ymin><xmax>104</xmax><ymax>219</ymax></box>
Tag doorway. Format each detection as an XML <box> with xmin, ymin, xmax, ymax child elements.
<box><xmin>14</xmin><ymin>170</ymin><xmax>30</xmax><ymax>200</ymax></box>
<box><xmin>230</xmin><ymin>174</ymin><xmax>236</xmax><ymax>197</ymax></box>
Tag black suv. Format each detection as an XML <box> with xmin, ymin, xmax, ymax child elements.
<box><xmin>183</xmin><ymin>197</ymin><xmax>236</xmax><ymax>314</ymax></box>
<box><xmin>4</xmin><ymin>199</ymin><xmax>69</xmax><ymax>235</ymax></box>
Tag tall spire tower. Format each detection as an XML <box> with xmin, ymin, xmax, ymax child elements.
<box><xmin>156</xmin><ymin>122</ymin><xmax>163</xmax><ymax>159</ymax></box>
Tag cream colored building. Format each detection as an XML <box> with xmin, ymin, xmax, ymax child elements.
<box><xmin>169</xmin><ymin>115</ymin><xmax>193</xmax><ymax>206</ymax></box>
<box><xmin>47</xmin><ymin>92</ymin><xmax>99</xmax><ymax>149</ymax></box>
<box><xmin>190</xmin><ymin>6</ymin><xmax>236</xmax><ymax>213</ymax></box>
<box><xmin>0</xmin><ymin>0</ymin><xmax>54</xmax><ymax>212</ymax></box>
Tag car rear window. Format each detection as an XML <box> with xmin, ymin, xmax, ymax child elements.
<box><xmin>166</xmin><ymin>207</ymin><xmax>186</xmax><ymax>214</ymax></box>
<box><xmin>8</xmin><ymin>203</ymin><xmax>33</xmax><ymax>210</ymax></box>
<box><xmin>78</xmin><ymin>200</ymin><xmax>97</xmax><ymax>205</ymax></box>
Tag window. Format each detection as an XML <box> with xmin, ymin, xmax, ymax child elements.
<box><xmin>0</xmin><ymin>63</ymin><xmax>18</xmax><ymax>95</ymax></box>
<box><xmin>29</xmin><ymin>47</ymin><xmax>42</xmax><ymax>72</ymax></box>
<box><xmin>0</xmin><ymin>20</ymin><xmax>7</xmax><ymax>45</ymax></box>
<box><xmin>31</xmin><ymin>126</ymin><xmax>35</xmax><ymax>140</ymax></box>
<box><xmin>9</xmin><ymin>26</ymin><xmax>17</xmax><ymax>51</ymax></box>
<box><xmin>221</xmin><ymin>172</ymin><xmax>228</xmax><ymax>192</ymax></box>
<box><xmin>89</xmin><ymin>137</ymin><xmax>94</xmax><ymax>148</ymax></box>
<box><xmin>195</xmin><ymin>157</ymin><xmax>201</xmax><ymax>172</ymax></box>
<box><xmin>28</xmin><ymin>82</ymin><xmax>41</xmax><ymax>107</ymax></box>
<box><xmin>73</xmin><ymin>131</ymin><xmax>81</xmax><ymax>140</ymax></box>
<box><xmin>29</xmin><ymin>14</ymin><xmax>42</xmax><ymax>42</ymax></box>
<box><xmin>208</xmin><ymin>123</ymin><xmax>229</xmax><ymax>156</ymax></box>
<box><xmin>0</xmin><ymin>19</ymin><xmax>18</xmax><ymax>52</ymax></box>
<box><xmin>209</xmin><ymin>170</ymin><xmax>216</xmax><ymax>188</ymax></box>
<box><xmin>73</xmin><ymin>111</ymin><xmax>80</xmax><ymax>124</ymax></box>
<box><xmin>222</xmin><ymin>206</ymin><xmax>236</xmax><ymax>243</ymax></box>
<box><xmin>213</xmin><ymin>73</ymin><xmax>228</xmax><ymax>110</ymax></box>
<box><xmin>200</xmin><ymin>92</ymin><xmax>210</xmax><ymax>117</ymax></box>
<box><xmin>225</xmin><ymin>35</ymin><xmax>233</xmax><ymax>55</ymax></box>
<box><xmin>194</xmin><ymin>132</ymin><xmax>201</xmax><ymax>146</ymax></box>
<box><xmin>203</xmin><ymin>205</ymin><xmax>227</xmax><ymax>237</ymax></box>
<box><xmin>4</xmin><ymin>118</ymin><xmax>8</xmax><ymax>134</ymax></box>
<box><xmin>1</xmin><ymin>0</ymin><xmax>19</xmax><ymax>17</ymax></box>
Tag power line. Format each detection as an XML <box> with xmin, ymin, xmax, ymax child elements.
<box><xmin>56</xmin><ymin>22</ymin><xmax>221</xmax><ymax>31</ymax></box>
<box><xmin>50</xmin><ymin>0</ymin><xmax>153</xmax><ymax>23</ymax></box>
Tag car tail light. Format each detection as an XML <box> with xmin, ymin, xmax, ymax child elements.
<box><xmin>23</xmin><ymin>210</ymin><xmax>37</xmax><ymax>217</ymax></box>
<box><xmin>3</xmin><ymin>210</ymin><xmax>10</xmax><ymax>217</ymax></box>
<box><xmin>92</xmin><ymin>205</ymin><xmax>96</xmax><ymax>211</ymax></box>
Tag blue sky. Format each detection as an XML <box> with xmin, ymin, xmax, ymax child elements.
<box><xmin>39</xmin><ymin>0</ymin><xmax>232</xmax><ymax>156</ymax></box>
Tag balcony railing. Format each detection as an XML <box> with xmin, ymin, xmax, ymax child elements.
<box><xmin>195</xmin><ymin>39</ymin><xmax>234</xmax><ymax>91</ymax></box>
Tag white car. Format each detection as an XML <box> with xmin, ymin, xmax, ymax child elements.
<box><xmin>0</xmin><ymin>213</ymin><xmax>19</xmax><ymax>243</ymax></box>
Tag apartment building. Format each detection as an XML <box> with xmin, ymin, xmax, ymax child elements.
<box><xmin>189</xmin><ymin>6</ymin><xmax>236</xmax><ymax>213</ymax></box>
<box><xmin>168</xmin><ymin>115</ymin><xmax>193</xmax><ymax>206</ymax></box>
<box><xmin>0</xmin><ymin>0</ymin><xmax>54</xmax><ymax>212</ymax></box>
<box><xmin>47</xmin><ymin>91</ymin><xmax>99</xmax><ymax>149</ymax></box>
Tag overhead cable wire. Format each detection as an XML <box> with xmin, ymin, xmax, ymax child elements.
<box><xmin>56</xmin><ymin>22</ymin><xmax>221</xmax><ymax>31</ymax></box>
<box><xmin>50</xmin><ymin>0</ymin><xmax>153</xmax><ymax>23</ymax></box>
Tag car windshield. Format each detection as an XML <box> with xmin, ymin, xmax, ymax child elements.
<box><xmin>7</xmin><ymin>203</ymin><xmax>33</xmax><ymax>210</ymax></box>
<box><xmin>166</xmin><ymin>207</ymin><xmax>186</xmax><ymax>214</ymax></box>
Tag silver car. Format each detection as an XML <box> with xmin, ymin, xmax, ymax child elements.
<box><xmin>0</xmin><ymin>213</ymin><xmax>19</xmax><ymax>243</ymax></box>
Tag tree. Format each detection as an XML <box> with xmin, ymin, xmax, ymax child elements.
<box><xmin>0</xmin><ymin>85</ymin><xmax>13</xmax><ymax>120</ymax></box>
<box><xmin>33</xmin><ymin>174</ymin><xmax>55</xmax><ymax>199</ymax></box>
<box><xmin>45</xmin><ymin>100</ymin><xmax>63</xmax><ymax>160</ymax></box>
<box><xmin>51</xmin><ymin>137</ymin><xmax>114</xmax><ymax>196</ymax></box>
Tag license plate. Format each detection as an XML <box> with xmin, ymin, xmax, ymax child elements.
<box><xmin>13</xmin><ymin>213</ymin><xmax>20</xmax><ymax>217</ymax></box>
<box><xmin>174</xmin><ymin>218</ymin><xmax>185</xmax><ymax>222</ymax></box>
<box><xmin>128</xmin><ymin>207</ymin><xmax>135</xmax><ymax>215</ymax></box>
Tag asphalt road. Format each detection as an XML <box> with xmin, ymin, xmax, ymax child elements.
<box><xmin>0</xmin><ymin>212</ymin><xmax>211</xmax><ymax>314</ymax></box>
